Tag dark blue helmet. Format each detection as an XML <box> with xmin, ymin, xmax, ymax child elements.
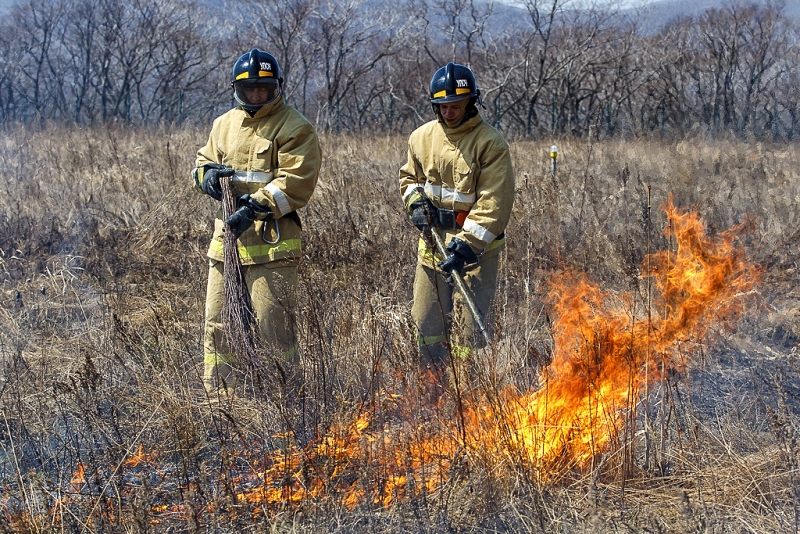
<box><xmin>429</xmin><ymin>62</ymin><xmax>480</xmax><ymax>104</ymax></box>
<box><xmin>231</xmin><ymin>49</ymin><xmax>283</xmax><ymax>112</ymax></box>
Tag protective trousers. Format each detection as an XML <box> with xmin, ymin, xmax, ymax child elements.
<box><xmin>203</xmin><ymin>258</ymin><xmax>298</xmax><ymax>393</ymax></box>
<box><xmin>411</xmin><ymin>253</ymin><xmax>499</xmax><ymax>365</ymax></box>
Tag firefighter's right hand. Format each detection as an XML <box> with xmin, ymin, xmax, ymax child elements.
<box><xmin>194</xmin><ymin>163</ymin><xmax>235</xmax><ymax>201</ymax></box>
<box><xmin>437</xmin><ymin>237</ymin><xmax>478</xmax><ymax>275</ymax></box>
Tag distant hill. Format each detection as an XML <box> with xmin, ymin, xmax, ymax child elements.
<box><xmin>493</xmin><ymin>0</ymin><xmax>799</xmax><ymax>38</ymax></box>
<box><xmin>0</xmin><ymin>0</ymin><xmax>794</xmax><ymax>40</ymax></box>
<box><xmin>631</xmin><ymin>0</ymin><xmax>800</xmax><ymax>30</ymax></box>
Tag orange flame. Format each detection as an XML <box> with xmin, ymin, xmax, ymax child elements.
<box><xmin>70</xmin><ymin>463</ymin><xmax>86</xmax><ymax>493</ymax></box>
<box><xmin>123</xmin><ymin>444</ymin><xmax>159</xmax><ymax>467</ymax></box>
<box><xmin>465</xmin><ymin>196</ymin><xmax>760</xmax><ymax>468</ymax></box>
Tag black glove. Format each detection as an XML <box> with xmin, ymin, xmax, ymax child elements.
<box><xmin>406</xmin><ymin>189</ymin><xmax>437</xmax><ymax>234</ymax></box>
<box><xmin>410</xmin><ymin>202</ymin><xmax>436</xmax><ymax>234</ymax></box>
<box><xmin>437</xmin><ymin>237</ymin><xmax>479</xmax><ymax>275</ymax></box>
<box><xmin>194</xmin><ymin>163</ymin><xmax>234</xmax><ymax>201</ymax></box>
<box><xmin>225</xmin><ymin>195</ymin><xmax>272</xmax><ymax>239</ymax></box>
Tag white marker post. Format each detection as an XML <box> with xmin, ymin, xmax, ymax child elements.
<box><xmin>550</xmin><ymin>144</ymin><xmax>558</xmax><ymax>177</ymax></box>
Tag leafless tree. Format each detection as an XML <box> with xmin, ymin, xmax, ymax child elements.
<box><xmin>9</xmin><ymin>0</ymin><xmax>68</xmax><ymax>120</ymax></box>
<box><xmin>0</xmin><ymin>0</ymin><xmax>797</xmax><ymax>139</ymax></box>
<box><xmin>310</xmin><ymin>0</ymin><xmax>412</xmax><ymax>133</ymax></box>
<box><xmin>231</xmin><ymin>0</ymin><xmax>320</xmax><ymax>115</ymax></box>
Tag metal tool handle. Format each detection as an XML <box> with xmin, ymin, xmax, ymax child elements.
<box><xmin>429</xmin><ymin>229</ymin><xmax>491</xmax><ymax>347</ymax></box>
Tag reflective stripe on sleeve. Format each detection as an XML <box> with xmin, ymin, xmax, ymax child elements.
<box><xmin>403</xmin><ymin>186</ymin><xmax>420</xmax><ymax>202</ymax></box>
<box><xmin>463</xmin><ymin>219</ymin><xmax>496</xmax><ymax>243</ymax></box>
<box><xmin>266</xmin><ymin>182</ymin><xmax>291</xmax><ymax>215</ymax></box>
<box><xmin>424</xmin><ymin>183</ymin><xmax>476</xmax><ymax>204</ymax></box>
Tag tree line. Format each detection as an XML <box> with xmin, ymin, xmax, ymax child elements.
<box><xmin>0</xmin><ymin>0</ymin><xmax>797</xmax><ymax>140</ymax></box>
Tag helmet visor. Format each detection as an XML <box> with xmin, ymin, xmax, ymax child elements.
<box><xmin>233</xmin><ymin>78</ymin><xmax>281</xmax><ymax>110</ymax></box>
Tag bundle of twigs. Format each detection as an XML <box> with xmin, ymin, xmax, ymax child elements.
<box><xmin>219</xmin><ymin>178</ymin><xmax>301</xmax><ymax>437</ymax></box>
<box><xmin>220</xmin><ymin>177</ymin><xmax>262</xmax><ymax>367</ymax></box>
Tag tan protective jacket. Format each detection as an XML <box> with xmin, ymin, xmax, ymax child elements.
<box><xmin>195</xmin><ymin>96</ymin><xmax>321</xmax><ymax>265</ymax></box>
<box><xmin>399</xmin><ymin>113</ymin><xmax>515</xmax><ymax>266</ymax></box>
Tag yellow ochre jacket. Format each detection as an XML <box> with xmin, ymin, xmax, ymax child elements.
<box><xmin>399</xmin><ymin>113</ymin><xmax>515</xmax><ymax>266</ymax></box>
<box><xmin>195</xmin><ymin>96</ymin><xmax>321</xmax><ymax>265</ymax></box>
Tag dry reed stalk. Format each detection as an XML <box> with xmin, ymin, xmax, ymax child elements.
<box><xmin>220</xmin><ymin>177</ymin><xmax>261</xmax><ymax>368</ymax></box>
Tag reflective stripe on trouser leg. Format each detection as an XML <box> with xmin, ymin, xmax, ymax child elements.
<box><xmin>203</xmin><ymin>259</ymin><xmax>299</xmax><ymax>390</ymax></box>
<box><xmin>411</xmin><ymin>254</ymin><xmax>499</xmax><ymax>358</ymax></box>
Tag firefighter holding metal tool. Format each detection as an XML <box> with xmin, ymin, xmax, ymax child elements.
<box><xmin>193</xmin><ymin>48</ymin><xmax>321</xmax><ymax>398</ymax></box>
<box><xmin>399</xmin><ymin>62</ymin><xmax>515</xmax><ymax>376</ymax></box>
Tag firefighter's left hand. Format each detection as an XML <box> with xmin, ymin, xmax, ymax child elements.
<box><xmin>410</xmin><ymin>202</ymin><xmax>433</xmax><ymax>234</ymax></box>
<box><xmin>437</xmin><ymin>237</ymin><xmax>478</xmax><ymax>274</ymax></box>
<box><xmin>225</xmin><ymin>195</ymin><xmax>271</xmax><ymax>239</ymax></box>
<box><xmin>406</xmin><ymin>187</ymin><xmax>437</xmax><ymax>234</ymax></box>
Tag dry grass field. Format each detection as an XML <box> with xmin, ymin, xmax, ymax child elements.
<box><xmin>1</xmin><ymin>123</ymin><xmax>799</xmax><ymax>533</ymax></box>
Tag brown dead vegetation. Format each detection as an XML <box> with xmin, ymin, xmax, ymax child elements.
<box><xmin>0</xmin><ymin>124</ymin><xmax>799</xmax><ymax>532</ymax></box>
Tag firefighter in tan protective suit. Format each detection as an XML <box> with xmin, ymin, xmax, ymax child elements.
<box><xmin>193</xmin><ymin>49</ymin><xmax>321</xmax><ymax>398</ymax></box>
<box><xmin>399</xmin><ymin>62</ymin><xmax>515</xmax><ymax>375</ymax></box>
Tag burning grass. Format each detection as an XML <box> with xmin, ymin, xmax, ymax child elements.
<box><xmin>0</xmin><ymin>125</ymin><xmax>798</xmax><ymax>532</ymax></box>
